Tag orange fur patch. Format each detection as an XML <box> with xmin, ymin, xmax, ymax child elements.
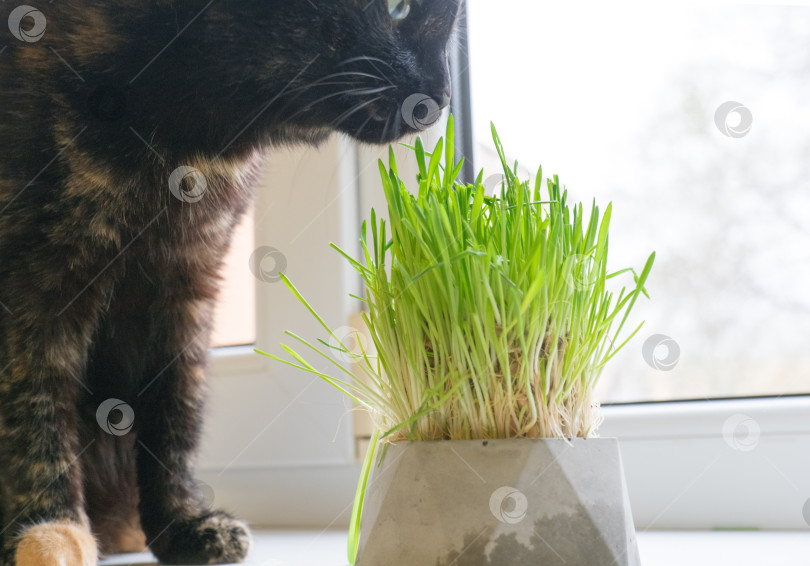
<box><xmin>15</xmin><ymin>522</ymin><xmax>98</xmax><ymax>566</ymax></box>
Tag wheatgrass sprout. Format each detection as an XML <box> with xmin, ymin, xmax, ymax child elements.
<box><xmin>258</xmin><ymin>116</ymin><xmax>654</xmax><ymax>442</ymax></box>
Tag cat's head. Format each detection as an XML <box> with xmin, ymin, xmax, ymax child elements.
<box><xmin>14</xmin><ymin>0</ymin><xmax>462</xmax><ymax>157</ymax></box>
<box><xmin>197</xmin><ymin>0</ymin><xmax>463</xmax><ymax>146</ymax></box>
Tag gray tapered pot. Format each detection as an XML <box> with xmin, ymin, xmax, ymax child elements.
<box><xmin>355</xmin><ymin>438</ymin><xmax>640</xmax><ymax>566</ymax></box>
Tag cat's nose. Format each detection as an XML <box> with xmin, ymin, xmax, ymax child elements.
<box><xmin>430</xmin><ymin>81</ymin><xmax>452</xmax><ymax>110</ymax></box>
<box><xmin>424</xmin><ymin>82</ymin><xmax>451</xmax><ymax>111</ymax></box>
<box><xmin>437</xmin><ymin>85</ymin><xmax>452</xmax><ymax>109</ymax></box>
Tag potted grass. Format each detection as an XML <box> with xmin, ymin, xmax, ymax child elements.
<box><xmin>259</xmin><ymin>116</ymin><xmax>654</xmax><ymax>566</ymax></box>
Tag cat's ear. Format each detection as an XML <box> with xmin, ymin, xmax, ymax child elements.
<box><xmin>400</xmin><ymin>0</ymin><xmax>462</xmax><ymax>46</ymax></box>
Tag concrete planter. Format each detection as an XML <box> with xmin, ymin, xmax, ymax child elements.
<box><xmin>355</xmin><ymin>438</ymin><xmax>640</xmax><ymax>566</ymax></box>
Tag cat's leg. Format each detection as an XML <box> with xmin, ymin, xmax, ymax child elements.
<box><xmin>13</xmin><ymin>524</ymin><xmax>97</xmax><ymax>566</ymax></box>
<box><xmin>82</xmin><ymin>432</ymin><xmax>146</xmax><ymax>556</ymax></box>
<box><xmin>135</xmin><ymin>295</ymin><xmax>250</xmax><ymax>565</ymax></box>
<box><xmin>0</xmin><ymin>279</ymin><xmax>108</xmax><ymax>566</ymax></box>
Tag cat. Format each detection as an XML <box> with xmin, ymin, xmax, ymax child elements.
<box><xmin>0</xmin><ymin>1</ymin><xmax>460</xmax><ymax>564</ymax></box>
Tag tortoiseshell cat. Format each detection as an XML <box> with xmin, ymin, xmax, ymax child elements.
<box><xmin>0</xmin><ymin>1</ymin><xmax>460</xmax><ymax>564</ymax></box>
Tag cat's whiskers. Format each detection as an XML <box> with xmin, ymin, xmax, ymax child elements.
<box><xmin>285</xmin><ymin>83</ymin><xmax>393</xmax><ymax>101</ymax></box>
<box><xmin>344</xmin><ymin>85</ymin><xmax>397</xmax><ymax>96</ymax></box>
<box><xmin>353</xmin><ymin>114</ymin><xmax>375</xmax><ymax>140</ymax></box>
<box><xmin>269</xmin><ymin>68</ymin><xmax>390</xmax><ymax>126</ymax></box>
<box><xmin>338</xmin><ymin>56</ymin><xmax>396</xmax><ymax>85</ymax></box>
<box><xmin>380</xmin><ymin>112</ymin><xmax>393</xmax><ymax>144</ymax></box>
<box><xmin>365</xmin><ymin>61</ymin><xmax>394</xmax><ymax>87</ymax></box>
<box><xmin>227</xmin><ymin>71</ymin><xmax>387</xmax><ymax>137</ymax></box>
<box><xmin>225</xmin><ymin>65</ymin><xmax>392</xmax><ymax>143</ymax></box>
<box><xmin>285</xmin><ymin>80</ymin><xmax>358</xmax><ymax>92</ymax></box>
<box><xmin>338</xmin><ymin>56</ymin><xmax>396</xmax><ymax>71</ymax></box>
<box><xmin>295</xmin><ymin>70</ymin><xmax>387</xmax><ymax>88</ymax></box>
<box><xmin>329</xmin><ymin>96</ymin><xmax>385</xmax><ymax>131</ymax></box>
<box><xmin>279</xmin><ymin>86</ymin><xmax>388</xmax><ymax>128</ymax></box>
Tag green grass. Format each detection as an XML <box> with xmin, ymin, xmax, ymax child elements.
<box><xmin>259</xmin><ymin>116</ymin><xmax>654</xmax><ymax>442</ymax></box>
<box><xmin>257</xmin><ymin>116</ymin><xmax>654</xmax><ymax>563</ymax></box>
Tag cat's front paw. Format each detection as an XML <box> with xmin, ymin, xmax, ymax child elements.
<box><xmin>148</xmin><ymin>510</ymin><xmax>251</xmax><ymax>565</ymax></box>
<box><xmin>14</xmin><ymin>522</ymin><xmax>98</xmax><ymax>566</ymax></box>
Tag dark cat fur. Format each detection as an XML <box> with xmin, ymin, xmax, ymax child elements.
<box><xmin>0</xmin><ymin>1</ymin><xmax>460</xmax><ymax>564</ymax></box>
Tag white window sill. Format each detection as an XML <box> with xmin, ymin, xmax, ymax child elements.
<box><xmin>99</xmin><ymin>529</ymin><xmax>810</xmax><ymax>565</ymax></box>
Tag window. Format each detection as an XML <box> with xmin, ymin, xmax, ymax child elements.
<box><xmin>465</xmin><ymin>0</ymin><xmax>810</xmax><ymax>402</ymax></box>
<box><xmin>199</xmin><ymin>138</ymin><xmax>365</xmax><ymax>527</ymax></box>
<box><xmin>211</xmin><ymin>208</ymin><xmax>255</xmax><ymax>348</ymax></box>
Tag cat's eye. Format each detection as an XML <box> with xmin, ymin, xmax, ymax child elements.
<box><xmin>388</xmin><ymin>0</ymin><xmax>411</xmax><ymax>21</ymax></box>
